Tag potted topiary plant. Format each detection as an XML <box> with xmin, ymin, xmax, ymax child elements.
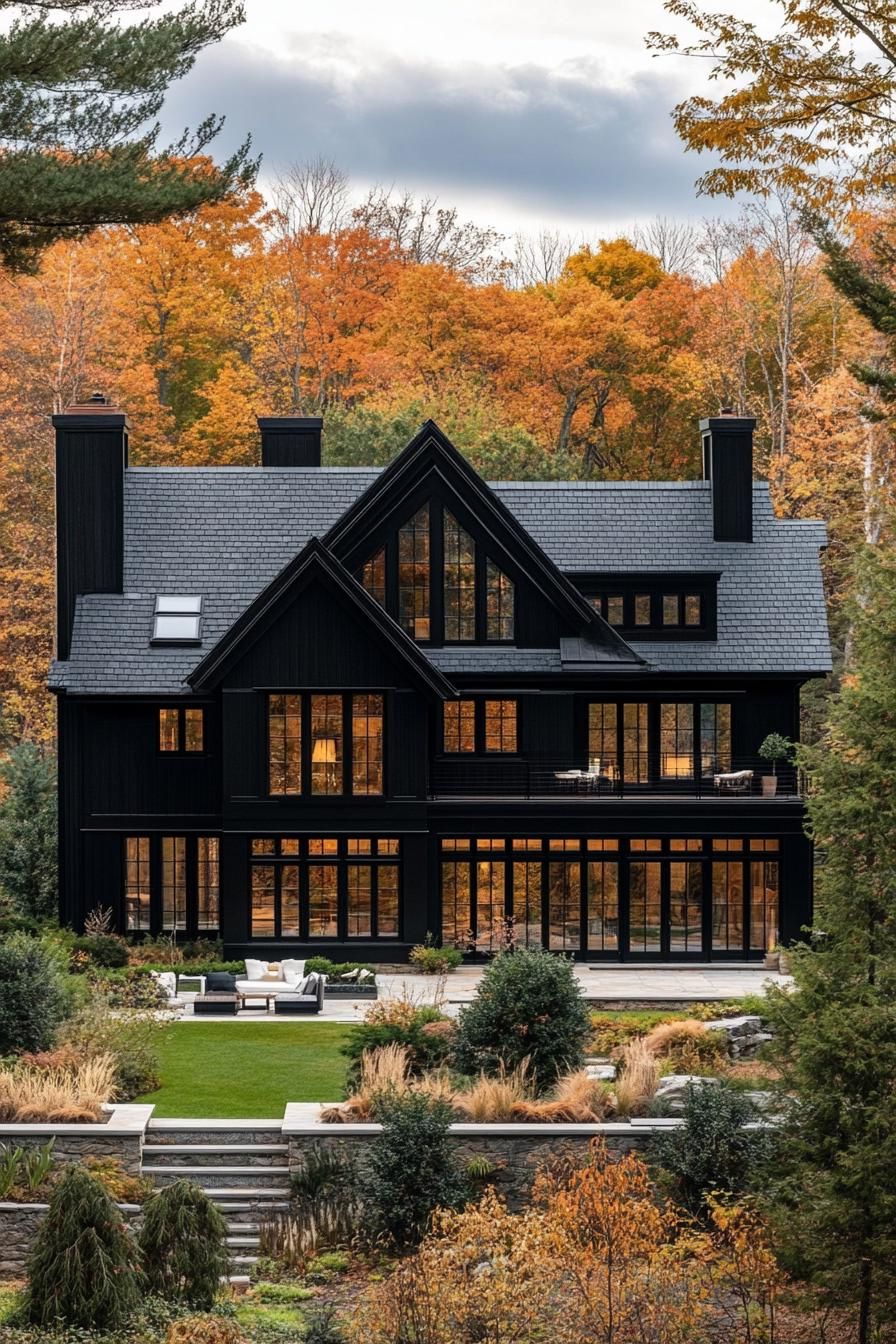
<box><xmin>758</xmin><ymin>733</ymin><xmax>792</xmax><ymax>797</ymax></box>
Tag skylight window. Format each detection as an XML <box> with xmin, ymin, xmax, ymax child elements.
<box><xmin>152</xmin><ymin>596</ymin><xmax>202</xmax><ymax>644</ymax></box>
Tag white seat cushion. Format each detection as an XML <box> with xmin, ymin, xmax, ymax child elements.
<box><xmin>245</xmin><ymin>958</ymin><xmax>268</xmax><ymax>982</ymax></box>
<box><xmin>280</xmin><ymin>958</ymin><xmax>306</xmax><ymax>985</ymax></box>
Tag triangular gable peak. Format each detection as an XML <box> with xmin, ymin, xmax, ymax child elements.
<box><xmin>188</xmin><ymin>537</ymin><xmax>457</xmax><ymax>696</ymax></box>
<box><xmin>323</xmin><ymin>420</ymin><xmax>642</xmax><ymax>663</ymax></box>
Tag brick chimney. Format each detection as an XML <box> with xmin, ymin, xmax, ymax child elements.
<box><xmin>52</xmin><ymin>393</ymin><xmax>128</xmax><ymax>659</ymax></box>
<box><xmin>700</xmin><ymin>408</ymin><xmax>755</xmax><ymax>543</ymax></box>
<box><xmin>258</xmin><ymin>416</ymin><xmax>322</xmax><ymax>467</ymax></box>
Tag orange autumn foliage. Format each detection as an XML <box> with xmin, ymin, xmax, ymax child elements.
<box><xmin>0</xmin><ymin>184</ymin><xmax>885</xmax><ymax>743</ymax></box>
<box><xmin>349</xmin><ymin>1141</ymin><xmax>792</xmax><ymax>1344</ymax></box>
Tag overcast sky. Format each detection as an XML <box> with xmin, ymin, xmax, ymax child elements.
<box><xmin>160</xmin><ymin>0</ymin><xmax>775</xmax><ymax>240</ymax></box>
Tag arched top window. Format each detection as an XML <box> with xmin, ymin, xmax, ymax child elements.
<box><xmin>357</xmin><ymin>502</ymin><xmax>515</xmax><ymax>645</ymax></box>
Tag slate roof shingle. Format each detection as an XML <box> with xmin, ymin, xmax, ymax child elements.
<box><xmin>49</xmin><ymin>467</ymin><xmax>831</xmax><ymax>694</ymax></box>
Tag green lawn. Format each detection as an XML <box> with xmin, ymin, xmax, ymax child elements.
<box><xmin>137</xmin><ymin>1022</ymin><xmax>352</xmax><ymax>1117</ymax></box>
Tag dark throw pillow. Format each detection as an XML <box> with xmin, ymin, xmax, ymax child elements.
<box><xmin>206</xmin><ymin>971</ymin><xmax>237</xmax><ymax>993</ymax></box>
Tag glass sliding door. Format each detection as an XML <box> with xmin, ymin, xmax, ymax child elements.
<box><xmin>629</xmin><ymin>861</ymin><xmax>662</xmax><ymax>954</ymax></box>
<box><xmin>475</xmin><ymin>859</ymin><xmax>506</xmax><ymax>952</ymax></box>
<box><xmin>587</xmin><ymin>860</ymin><xmax>619</xmax><ymax>952</ymax></box>
<box><xmin>512</xmin><ymin>862</ymin><xmax>542</xmax><ymax>948</ymax></box>
<box><xmin>669</xmin><ymin>861</ymin><xmax>703</xmax><ymax>953</ymax></box>
<box><xmin>712</xmin><ymin>842</ymin><xmax>745</xmax><ymax>952</ymax></box>
<box><xmin>548</xmin><ymin>862</ymin><xmax>581</xmax><ymax>951</ymax></box>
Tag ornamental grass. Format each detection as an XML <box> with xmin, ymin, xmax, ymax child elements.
<box><xmin>0</xmin><ymin>1052</ymin><xmax>117</xmax><ymax>1123</ymax></box>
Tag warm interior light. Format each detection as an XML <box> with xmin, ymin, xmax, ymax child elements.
<box><xmin>312</xmin><ymin>739</ymin><xmax>338</xmax><ymax>763</ymax></box>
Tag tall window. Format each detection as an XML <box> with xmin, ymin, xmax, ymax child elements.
<box><xmin>197</xmin><ymin>837</ymin><xmax>220</xmax><ymax>930</ymax></box>
<box><xmin>352</xmin><ymin>694</ymin><xmax>384</xmax><ymax>795</ymax></box>
<box><xmin>125</xmin><ymin>837</ymin><xmax>151</xmax><ymax>932</ymax></box>
<box><xmin>159</xmin><ymin>709</ymin><xmax>179</xmax><ymax>752</ymax></box>
<box><xmin>443</xmin><ymin>511</ymin><xmax>476</xmax><ymax>640</ymax></box>
<box><xmin>660</xmin><ymin>703</ymin><xmax>694</xmax><ymax>779</ymax></box>
<box><xmin>750</xmin><ymin>840</ymin><xmax>780</xmax><ymax>952</ymax></box>
<box><xmin>700</xmin><ymin>703</ymin><xmax>732</xmax><ymax>774</ymax></box>
<box><xmin>588</xmin><ymin>703</ymin><xmax>618</xmax><ymax>777</ymax></box>
<box><xmin>360</xmin><ymin>549</ymin><xmax>386</xmax><ymax>608</ymax></box>
<box><xmin>441</xmin><ymin>852</ymin><xmax>471</xmax><ymax>947</ymax></box>
<box><xmin>484</xmin><ymin>700</ymin><xmax>517</xmax><ymax>752</ymax></box>
<box><xmin>269</xmin><ymin>694</ymin><xmax>301</xmax><ymax>795</ymax></box>
<box><xmin>443</xmin><ymin>700</ymin><xmax>476</xmax><ymax>753</ymax></box>
<box><xmin>398</xmin><ymin>505</ymin><xmax>430</xmax><ymax>640</ymax></box>
<box><xmin>310</xmin><ymin>695</ymin><xmax>342</xmax><ymax>795</ymax></box>
<box><xmin>486</xmin><ymin>560</ymin><xmax>514</xmax><ymax>641</ymax></box>
<box><xmin>476</xmin><ymin>857</ymin><xmax>505</xmax><ymax>952</ymax></box>
<box><xmin>162</xmin><ymin>836</ymin><xmax>187</xmax><ymax>931</ymax></box>
<box><xmin>623</xmin><ymin>703</ymin><xmax>649</xmax><ymax>783</ymax></box>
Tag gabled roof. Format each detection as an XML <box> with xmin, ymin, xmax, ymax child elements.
<box><xmin>48</xmin><ymin>454</ymin><xmax>831</xmax><ymax>695</ymax></box>
<box><xmin>322</xmin><ymin>420</ymin><xmax>640</xmax><ymax>666</ymax></box>
<box><xmin>187</xmin><ymin>537</ymin><xmax>456</xmax><ymax>698</ymax></box>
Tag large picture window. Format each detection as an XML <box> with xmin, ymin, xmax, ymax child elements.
<box><xmin>249</xmin><ymin>837</ymin><xmax>401</xmax><ymax>940</ymax></box>
<box><xmin>268</xmin><ymin>693</ymin><xmax>385</xmax><ymax>797</ymax></box>
<box><xmin>587</xmin><ymin>700</ymin><xmax>733</xmax><ymax>788</ymax></box>
<box><xmin>357</xmin><ymin>502</ymin><xmax>515</xmax><ymax>644</ymax></box>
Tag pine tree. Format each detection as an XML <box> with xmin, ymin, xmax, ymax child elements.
<box><xmin>0</xmin><ymin>0</ymin><xmax>258</xmax><ymax>273</ymax></box>
<box><xmin>138</xmin><ymin>1179</ymin><xmax>230</xmax><ymax>1307</ymax></box>
<box><xmin>25</xmin><ymin>1165</ymin><xmax>141</xmax><ymax>1329</ymax></box>
<box><xmin>0</xmin><ymin>742</ymin><xmax>57</xmax><ymax>920</ymax></box>
<box><xmin>764</xmin><ymin>544</ymin><xmax>896</xmax><ymax>1343</ymax></box>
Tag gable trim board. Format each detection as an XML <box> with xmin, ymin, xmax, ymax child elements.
<box><xmin>322</xmin><ymin>420</ymin><xmax>642</xmax><ymax>666</ymax></box>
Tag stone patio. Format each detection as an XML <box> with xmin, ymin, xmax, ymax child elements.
<box><xmin>176</xmin><ymin>963</ymin><xmax>788</xmax><ymax>1022</ymax></box>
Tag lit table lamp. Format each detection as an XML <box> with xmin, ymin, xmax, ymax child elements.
<box><xmin>312</xmin><ymin>737</ymin><xmax>338</xmax><ymax>791</ymax></box>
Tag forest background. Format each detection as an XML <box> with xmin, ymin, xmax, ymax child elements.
<box><xmin>0</xmin><ymin>159</ymin><xmax>889</xmax><ymax>746</ymax></box>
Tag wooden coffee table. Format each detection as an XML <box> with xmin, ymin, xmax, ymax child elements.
<box><xmin>237</xmin><ymin>990</ymin><xmax>279</xmax><ymax>1012</ymax></box>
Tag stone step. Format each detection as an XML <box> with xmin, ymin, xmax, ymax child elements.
<box><xmin>146</xmin><ymin>1120</ymin><xmax>284</xmax><ymax>1146</ymax></box>
<box><xmin>232</xmin><ymin>1255</ymin><xmax>259</xmax><ymax>1269</ymax></box>
<box><xmin>148</xmin><ymin>1166</ymin><xmax>292</xmax><ymax>1190</ymax></box>
<box><xmin>215</xmin><ymin>1199</ymin><xmax>290</xmax><ymax>1222</ymax></box>
<box><xmin>227</xmin><ymin>1235</ymin><xmax>261</xmax><ymax>1248</ymax></box>
<box><xmin>142</xmin><ymin>1144</ymin><xmax>288</xmax><ymax>1168</ymax></box>
<box><xmin>204</xmin><ymin>1187</ymin><xmax>293</xmax><ymax>1202</ymax></box>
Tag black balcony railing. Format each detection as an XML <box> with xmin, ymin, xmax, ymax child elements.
<box><xmin>428</xmin><ymin>754</ymin><xmax>803</xmax><ymax>800</ymax></box>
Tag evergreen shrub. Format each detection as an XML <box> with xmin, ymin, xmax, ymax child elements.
<box><xmin>139</xmin><ymin>1180</ymin><xmax>231</xmax><ymax>1308</ymax></box>
<box><xmin>24</xmin><ymin>1165</ymin><xmax>141</xmax><ymax>1329</ymax></box>
<box><xmin>454</xmin><ymin>947</ymin><xmax>590</xmax><ymax>1088</ymax></box>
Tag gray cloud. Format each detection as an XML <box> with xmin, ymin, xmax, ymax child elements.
<box><xmin>160</xmin><ymin>41</ymin><xmax>712</xmax><ymax>226</ymax></box>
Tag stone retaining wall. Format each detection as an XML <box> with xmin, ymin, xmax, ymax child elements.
<box><xmin>0</xmin><ymin>1105</ymin><xmax>153</xmax><ymax>1176</ymax></box>
<box><xmin>283</xmin><ymin>1110</ymin><xmax>671</xmax><ymax>1208</ymax></box>
<box><xmin>0</xmin><ymin>1203</ymin><xmax>142</xmax><ymax>1278</ymax></box>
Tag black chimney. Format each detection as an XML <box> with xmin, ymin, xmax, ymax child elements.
<box><xmin>700</xmin><ymin>409</ymin><xmax>755</xmax><ymax>543</ymax></box>
<box><xmin>258</xmin><ymin>416</ymin><xmax>322</xmax><ymax>467</ymax></box>
<box><xmin>52</xmin><ymin>394</ymin><xmax>127</xmax><ymax>660</ymax></box>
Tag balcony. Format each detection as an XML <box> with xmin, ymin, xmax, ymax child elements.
<box><xmin>428</xmin><ymin>755</ymin><xmax>804</xmax><ymax>801</ymax></box>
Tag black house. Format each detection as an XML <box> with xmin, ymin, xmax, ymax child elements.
<box><xmin>50</xmin><ymin>400</ymin><xmax>830</xmax><ymax>962</ymax></box>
